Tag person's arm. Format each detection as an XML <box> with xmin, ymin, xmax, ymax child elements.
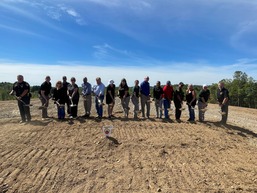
<box><xmin>140</xmin><ymin>82</ymin><xmax>146</xmax><ymax>96</ymax></box>
<box><xmin>108</xmin><ymin>90</ymin><xmax>115</xmax><ymax>101</ymax></box>
<box><xmin>189</xmin><ymin>90</ymin><xmax>196</xmax><ymax>105</ymax></box>
<box><xmin>41</xmin><ymin>90</ymin><xmax>48</xmax><ymax>101</ymax></box>
<box><xmin>19</xmin><ymin>89</ymin><xmax>28</xmax><ymax>99</ymax></box>
<box><xmin>222</xmin><ymin>97</ymin><xmax>228</xmax><ymax>105</ymax></box>
<box><xmin>159</xmin><ymin>88</ymin><xmax>163</xmax><ymax>100</ymax></box>
<box><xmin>71</xmin><ymin>87</ymin><xmax>78</xmax><ymax>99</ymax></box>
<box><xmin>201</xmin><ymin>97</ymin><xmax>206</xmax><ymax>104</ymax></box>
<box><xmin>153</xmin><ymin>87</ymin><xmax>156</xmax><ymax>99</ymax></box>
<box><xmin>148</xmin><ymin>84</ymin><xmax>151</xmax><ymax>97</ymax></box>
<box><xmin>221</xmin><ymin>92</ymin><xmax>228</xmax><ymax>106</ymax></box>
<box><xmin>124</xmin><ymin>90</ymin><xmax>128</xmax><ymax>98</ymax></box>
<box><xmin>88</xmin><ymin>84</ymin><xmax>92</xmax><ymax>95</ymax></box>
<box><xmin>199</xmin><ymin>91</ymin><xmax>206</xmax><ymax>104</ymax></box>
<box><xmin>170</xmin><ymin>87</ymin><xmax>174</xmax><ymax>101</ymax></box>
<box><xmin>220</xmin><ymin>90</ymin><xmax>228</xmax><ymax>106</ymax></box>
<box><xmin>99</xmin><ymin>84</ymin><xmax>105</xmax><ymax>96</ymax></box>
<box><xmin>81</xmin><ymin>84</ymin><xmax>85</xmax><ymax>96</ymax></box>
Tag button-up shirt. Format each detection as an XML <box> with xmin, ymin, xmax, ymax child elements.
<box><xmin>82</xmin><ymin>82</ymin><xmax>92</xmax><ymax>96</ymax></box>
<box><xmin>93</xmin><ymin>83</ymin><xmax>105</xmax><ymax>96</ymax></box>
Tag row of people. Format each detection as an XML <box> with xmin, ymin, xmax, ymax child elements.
<box><xmin>10</xmin><ymin>75</ymin><xmax>229</xmax><ymax>124</ymax></box>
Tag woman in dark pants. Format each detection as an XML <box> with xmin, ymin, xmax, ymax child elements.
<box><xmin>53</xmin><ymin>81</ymin><xmax>66</xmax><ymax>120</ymax></box>
<box><xmin>174</xmin><ymin>82</ymin><xmax>184</xmax><ymax>121</ymax></box>
<box><xmin>106</xmin><ymin>80</ymin><xmax>115</xmax><ymax>119</ymax></box>
<box><xmin>67</xmin><ymin>77</ymin><xmax>79</xmax><ymax>119</ymax></box>
<box><xmin>186</xmin><ymin>84</ymin><xmax>197</xmax><ymax>121</ymax></box>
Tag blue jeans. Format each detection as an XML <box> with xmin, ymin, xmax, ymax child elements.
<box><xmin>58</xmin><ymin>106</ymin><xmax>65</xmax><ymax>119</ymax></box>
<box><xmin>95</xmin><ymin>95</ymin><xmax>104</xmax><ymax>117</ymax></box>
<box><xmin>163</xmin><ymin>99</ymin><xmax>170</xmax><ymax>118</ymax></box>
<box><xmin>188</xmin><ymin>105</ymin><xmax>195</xmax><ymax>121</ymax></box>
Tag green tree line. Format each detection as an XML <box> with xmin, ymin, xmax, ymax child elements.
<box><xmin>1</xmin><ymin>71</ymin><xmax>256</xmax><ymax>108</ymax></box>
<box><xmin>208</xmin><ymin>71</ymin><xmax>257</xmax><ymax>108</ymax></box>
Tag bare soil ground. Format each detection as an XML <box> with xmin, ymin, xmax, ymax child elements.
<box><xmin>0</xmin><ymin>98</ymin><xmax>257</xmax><ymax>193</ymax></box>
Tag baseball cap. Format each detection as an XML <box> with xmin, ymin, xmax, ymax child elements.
<box><xmin>203</xmin><ymin>84</ymin><xmax>207</xmax><ymax>88</ymax></box>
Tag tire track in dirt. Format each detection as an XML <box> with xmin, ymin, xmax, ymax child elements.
<box><xmin>1</xmin><ymin>99</ymin><xmax>257</xmax><ymax>192</ymax></box>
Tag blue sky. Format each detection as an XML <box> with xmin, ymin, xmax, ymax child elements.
<box><xmin>0</xmin><ymin>0</ymin><xmax>257</xmax><ymax>86</ymax></box>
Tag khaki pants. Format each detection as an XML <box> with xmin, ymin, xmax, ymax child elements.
<box><xmin>39</xmin><ymin>95</ymin><xmax>49</xmax><ymax>118</ymax></box>
<box><xmin>141</xmin><ymin>94</ymin><xmax>150</xmax><ymax>117</ymax></box>
<box><xmin>83</xmin><ymin>95</ymin><xmax>92</xmax><ymax>115</ymax></box>
<box><xmin>198</xmin><ymin>101</ymin><xmax>206</xmax><ymax>121</ymax></box>
<box><xmin>131</xmin><ymin>96</ymin><xmax>139</xmax><ymax>118</ymax></box>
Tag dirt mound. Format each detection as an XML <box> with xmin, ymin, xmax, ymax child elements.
<box><xmin>0</xmin><ymin>99</ymin><xmax>257</xmax><ymax>192</ymax></box>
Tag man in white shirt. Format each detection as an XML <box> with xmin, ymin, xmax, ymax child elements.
<box><xmin>92</xmin><ymin>77</ymin><xmax>105</xmax><ymax>118</ymax></box>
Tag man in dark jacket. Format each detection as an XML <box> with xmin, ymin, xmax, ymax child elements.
<box><xmin>217</xmin><ymin>81</ymin><xmax>229</xmax><ymax>124</ymax></box>
<box><xmin>39</xmin><ymin>76</ymin><xmax>52</xmax><ymax>119</ymax></box>
<box><xmin>198</xmin><ymin>84</ymin><xmax>210</xmax><ymax>122</ymax></box>
<box><xmin>10</xmin><ymin>75</ymin><xmax>31</xmax><ymax>123</ymax></box>
<box><xmin>173</xmin><ymin>82</ymin><xmax>184</xmax><ymax>121</ymax></box>
<box><xmin>153</xmin><ymin>81</ymin><xmax>163</xmax><ymax>118</ymax></box>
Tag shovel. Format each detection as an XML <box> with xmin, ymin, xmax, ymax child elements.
<box><xmin>55</xmin><ymin>100</ymin><xmax>65</xmax><ymax>107</ymax></box>
<box><xmin>69</xmin><ymin>97</ymin><xmax>77</xmax><ymax>107</ymax></box>
<box><xmin>15</xmin><ymin>96</ymin><xmax>33</xmax><ymax>107</ymax></box>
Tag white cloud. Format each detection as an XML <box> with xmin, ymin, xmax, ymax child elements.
<box><xmin>0</xmin><ymin>2</ymin><xmax>71</xmax><ymax>35</ymax></box>
<box><xmin>0</xmin><ymin>24</ymin><xmax>45</xmax><ymax>38</ymax></box>
<box><xmin>93</xmin><ymin>43</ymin><xmax>135</xmax><ymax>60</ymax></box>
<box><xmin>66</xmin><ymin>9</ymin><xmax>79</xmax><ymax>17</ymax></box>
<box><xmin>85</xmin><ymin>0</ymin><xmax>120</xmax><ymax>7</ymax></box>
<box><xmin>1</xmin><ymin>60</ymin><xmax>256</xmax><ymax>86</ymax></box>
<box><xmin>58</xmin><ymin>5</ymin><xmax>87</xmax><ymax>25</ymax></box>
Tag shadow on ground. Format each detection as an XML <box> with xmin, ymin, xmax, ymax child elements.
<box><xmin>205</xmin><ymin>121</ymin><xmax>257</xmax><ymax>138</ymax></box>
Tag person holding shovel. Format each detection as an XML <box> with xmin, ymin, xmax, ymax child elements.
<box><xmin>52</xmin><ymin>81</ymin><xmax>66</xmax><ymax>120</ymax></box>
<box><xmin>217</xmin><ymin>81</ymin><xmax>229</xmax><ymax>124</ymax></box>
<box><xmin>174</xmin><ymin>82</ymin><xmax>185</xmax><ymax>121</ymax></box>
<box><xmin>39</xmin><ymin>76</ymin><xmax>52</xmax><ymax>120</ymax></box>
<box><xmin>81</xmin><ymin>77</ymin><xmax>92</xmax><ymax>118</ymax></box>
<box><xmin>153</xmin><ymin>81</ymin><xmax>163</xmax><ymax>119</ymax></box>
<box><xmin>131</xmin><ymin>80</ymin><xmax>140</xmax><ymax>119</ymax></box>
<box><xmin>186</xmin><ymin>84</ymin><xmax>197</xmax><ymax>122</ymax></box>
<box><xmin>118</xmin><ymin>78</ymin><xmax>130</xmax><ymax>118</ymax></box>
<box><xmin>198</xmin><ymin>84</ymin><xmax>210</xmax><ymax>122</ymax></box>
<box><xmin>92</xmin><ymin>77</ymin><xmax>105</xmax><ymax>119</ymax></box>
<box><xmin>106</xmin><ymin>80</ymin><xmax>115</xmax><ymax>119</ymax></box>
<box><xmin>67</xmin><ymin>77</ymin><xmax>79</xmax><ymax>119</ymax></box>
<box><xmin>9</xmin><ymin>75</ymin><xmax>31</xmax><ymax>123</ymax></box>
<box><xmin>163</xmin><ymin>80</ymin><xmax>174</xmax><ymax>119</ymax></box>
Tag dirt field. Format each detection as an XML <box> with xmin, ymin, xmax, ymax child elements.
<box><xmin>0</xmin><ymin>98</ymin><xmax>257</xmax><ymax>193</ymax></box>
